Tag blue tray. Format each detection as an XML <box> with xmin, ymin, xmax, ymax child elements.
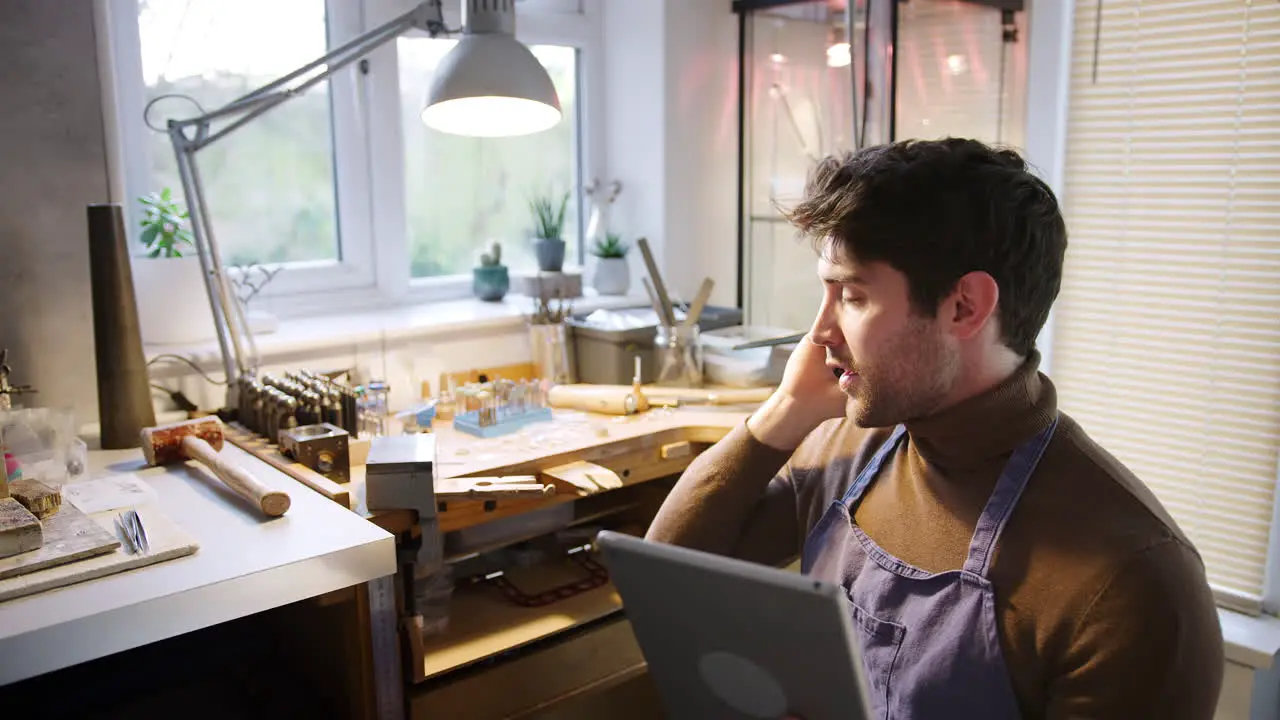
<box><xmin>453</xmin><ymin>406</ymin><xmax>554</xmax><ymax>438</ymax></box>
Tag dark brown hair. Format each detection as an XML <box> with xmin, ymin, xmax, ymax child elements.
<box><xmin>782</xmin><ymin>138</ymin><xmax>1067</xmax><ymax>356</ymax></box>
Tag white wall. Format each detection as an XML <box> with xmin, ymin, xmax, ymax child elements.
<box><xmin>602</xmin><ymin>0</ymin><xmax>740</xmax><ymax>311</ymax></box>
<box><xmin>600</xmin><ymin>0</ymin><xmax>668</xmax><ymax>304</ymax></box>
<box><xmin>1022</xmin><ymin>0</ymin><xmax>1074</xmax><ymax>372</ymax></box>
<box><xmin>0</xmin><ymin>0</ymin><xmax>112</xmax><ymax>428</ymax></box>
<box><xmin>661</xmin><ymin>1</ymin><xmax>740</xmax><ymax>310</ymax></box>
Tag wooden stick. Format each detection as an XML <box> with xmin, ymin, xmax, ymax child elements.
<box><xmin>180</xmin><ymin>435</ymin><xmax>291</xmax><ymax>517</ymax></box>
<box><xmin>636</xmin><ymin>237</ymin><xmax>676</xmax><ymax>328</ymax></box>
<box><xmin>682</xmin><ymin>278</ymin><xmax>715</xmax><ymax>332</ymax></box>
<box><xmin>640</xmin><ymin>385</ymin><xmax>775</xmax><ymax>405</ymax></box>
<box><xmin>224</xmin><ymin>423</ymin><xmax>350</xmax><ymax>507</ymax></box>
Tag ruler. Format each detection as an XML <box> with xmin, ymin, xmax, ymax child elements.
<box><xmin>367</xmin><ymin>574</ymin><xmax>403</xmax><ymax>719</ymax></box>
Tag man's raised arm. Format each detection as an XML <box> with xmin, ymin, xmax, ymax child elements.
<box><xmin>646</xmin><ymin>420</ymin><xmax>800</xmax><ymax>567</ymax></box>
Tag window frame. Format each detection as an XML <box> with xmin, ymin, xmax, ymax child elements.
<box><xmin>369</xmin><ymin>0</ymin><xmax>603</xmax><ymax>305</ymax></box>
<box><xmin>108</xmin><ymin>0</ymin><xmax>604</xmax><ymax>315</ymax></box>
<box><xmin>110</xmin><ymin>0</ymin><xmax>377</xmax><ymax>298</ymax></box>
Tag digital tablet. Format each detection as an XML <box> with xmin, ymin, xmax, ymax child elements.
<box><xmin>596</xmin><ymin>530</ymin><xmax>874</xmax><ymax>720</ymax></box>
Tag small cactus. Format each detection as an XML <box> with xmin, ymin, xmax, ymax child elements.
<box><xmin>478</xmin><ymin>240</ymin><xmax>503</xmax><ymax>267</ymax></box>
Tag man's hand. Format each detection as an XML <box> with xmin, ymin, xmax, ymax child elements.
<box><xmin>747</xmin><ymin>335</ymin><xmax>847</xmax><ymax>451</ymax></box>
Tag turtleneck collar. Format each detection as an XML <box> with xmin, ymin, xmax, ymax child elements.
<box><xmin>903</xmin><ymin>351</ymin><xmax>1058</xmax><ymax>470</ymax></box>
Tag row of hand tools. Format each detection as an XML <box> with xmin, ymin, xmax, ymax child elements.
<box><xmin>235</xmin><ymin>371</ymin><xmax>359</xmax><ymax>445</ymax></box>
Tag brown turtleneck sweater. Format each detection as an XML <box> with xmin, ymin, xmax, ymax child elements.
<box><xmin>647</xmin><ymin>357</ymin><xmax>1224</xmax><ymax>719</ymax></box>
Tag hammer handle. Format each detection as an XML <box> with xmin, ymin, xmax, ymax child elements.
<box><xmin>182</xmin><ymin>435</ymin><xmax>291</xmax><ymax>517</ymax></box>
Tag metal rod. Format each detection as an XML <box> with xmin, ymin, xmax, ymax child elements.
<box><xmin>186</xmin><ymin>156</ymin><xmax>249</xmax><ymax>386</ymax></box>
<box><xmin>228</xmin><ymin>264</ymin><xmax>261</xmax><ymax>373</ymax></box>
<box><xmin>193</xmin><ymin>19</ymin><xmax>413</xmax><ymax>151</ymax></box>
<box><xmin>170</xmin><ymin>128</ymin><xmax>238</xmax><ymax>389</ymax></box>
<box><xmin>735</xmin><ymin>9</ymin><xmax>747</xmax><ymax>312</ymax></box>
<box><xmin>888</xmin><ymin>0</ymin><xmax>899</xmax><ymax>142</ymax></box>
<box><xmin>170</xmin><ymin>9</ymin><xmax>423</xmax><ymax>132</ymax></box>
<box><xmin>218</xmin><ymin>10</ymin><xmax>411</xmax><ymax>115</ymax></box>
<box><xmin>731</xmin><ymin>332</ymin><xmax>806</xmax><ymax>351</ymax></box>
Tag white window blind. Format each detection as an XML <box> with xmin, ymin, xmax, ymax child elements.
<box><xmin>1054</xmin><ymin>0</ymin><xmax>1280</xmax><ymax>612</ymax></box>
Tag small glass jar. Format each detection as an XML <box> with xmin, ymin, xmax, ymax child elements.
<box><xmin>529</xmin><ymin>322</ymin><xmax>574</xmax><ymax>384</ymax></box>
<box><xmin>654</xmin><ymin>324</ymin><xmax>704</xmax><ymax>388</ymax></box>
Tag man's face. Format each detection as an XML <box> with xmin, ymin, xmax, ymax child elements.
<box><xmin>811</xmin><ymin>246</ymin><xmax>958</xmax><ymax>428</ymax></box>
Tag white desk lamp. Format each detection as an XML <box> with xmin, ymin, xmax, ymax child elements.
<box><xmin>164</xmin><ymin>0</ymin><xmax>561</xmax><ymax>408</ymax></box>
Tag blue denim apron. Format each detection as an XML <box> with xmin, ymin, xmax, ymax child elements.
<box><xmin>801</xmin><ymin>416</ymin><xmax>1058</xmax><ymax>720</ymax></box>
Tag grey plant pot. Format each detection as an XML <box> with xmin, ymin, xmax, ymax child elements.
<box><xmin>533</xmin><ymin>237</ymin><xmax>566</xmax><ymax>272</ymax></box>
<box><xmin>472</xmin><ymin>265</ymin><xmax>509</xmax><ymax>302</ymax></box>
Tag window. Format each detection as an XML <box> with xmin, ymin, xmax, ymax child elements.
<box><xmin>1055</xmin><ymin>0</ymin><xmax>1280</xmax><ymax>613</ymax></box>
<box><xmin>112</xmin><ymin>0</ymin><xmax>599</xmax><ymax>306</ymax></box>
<box><xmin>136</xmin><ymin>0</ymin><xmax>341</xmax><ymax>266</ymax></box>
<box><xmin>397</xmin><ymin>40</ymin><xmax>580</xmax><ymax>278</ymax></box>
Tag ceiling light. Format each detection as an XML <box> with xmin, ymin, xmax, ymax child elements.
<box><xmin>827</xmin><ymin>41</ymin><xmax>851</xmax><ymax>68</ymax></box>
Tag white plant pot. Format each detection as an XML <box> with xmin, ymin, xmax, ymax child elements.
<box><xmin>592</xmin><ymin>257</ymin><xmax>631</xmax><ymax>296</ymax></box>
<box><xmin>247</xmin><ymin>309</ymin><xmax>279</xmax><ymax>335</ymax></box>
<box><xmin>131</xmin><ymin>255</ymin><xmax>219</xmax><ymax>346</ymax></box>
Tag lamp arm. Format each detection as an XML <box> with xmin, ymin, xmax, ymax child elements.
<box><xmin>168</xmin><ymin>131</ymin><xmax>239</xmax><ymax>390</ymax></box>
<box><xmin>171</xmin><ymin>0</ymin><xmax>447</xmax><ymax>152</ymax></box>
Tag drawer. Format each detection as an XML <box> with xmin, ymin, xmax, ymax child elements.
<box><xmin>410</xmin><ymin>616</ymin><xmax>655</xmax><ymax>720</ymax></box>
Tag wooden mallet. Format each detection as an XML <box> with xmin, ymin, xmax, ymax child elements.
<box><xmin>140</xmin><ymin>416</ymin><xmax>291</xmax><ymax>517</ymax></box>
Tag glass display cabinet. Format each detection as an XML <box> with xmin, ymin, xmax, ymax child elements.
<box><xmin>733</xmin><ymin>0</ymin><xmax>1028</xmax><ymax>332</ymax></box>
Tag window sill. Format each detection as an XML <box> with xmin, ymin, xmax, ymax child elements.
<box><xmin>1220</xmin><ymin>608</ymin><xmax>1280</xmax><ymax>669</ymax></box>
<box><xmin>144</xmin><ymin>291</ymin><xmax>649</xmax><ymax>368</ymax></box>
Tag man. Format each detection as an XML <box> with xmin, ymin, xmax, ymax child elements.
<box><xmin>646</xmin><ymin>139</ymin><xmax>1223</xmax><ymax>718</ymax></box>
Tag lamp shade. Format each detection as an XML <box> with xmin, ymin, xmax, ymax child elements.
<box><xmin>421</xmin><ymin>32</ymin><xmax>562</xmax><ymax>137</ymax></box>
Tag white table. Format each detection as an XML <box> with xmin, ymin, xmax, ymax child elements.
<box><xmin>0</xmin><ymin>442</ymin><xmax>397</xmax><ymax>710</ymax></box>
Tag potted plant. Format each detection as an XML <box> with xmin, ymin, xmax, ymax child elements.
<box><xmin>529</xmin><ymin>190</ymin><xmax>570</xmax><ymax>272</ymax></box>
<box><xmin>590</xmin><ymin>233</ymin><xmax>630</xmax><ymax>295</ymax></box>
<box><xmin>137</xmin><ymin>188</ymin><xmax>195</xmax><ymax>258</ymax></box>
<box><xmin>472</xmin><ymin>240</ymin><xmax>509</xmax><ymax>302</ymax></box>
<box><xmin>131</xmin><ymin>188</ymin><xmax>218</xmax><ymax>345</ymax></box>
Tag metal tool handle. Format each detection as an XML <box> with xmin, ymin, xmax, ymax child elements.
<box><xmin>730</xmin><ymin>332</ymin><xmax>807</xmax><ymax>351</ymax></box>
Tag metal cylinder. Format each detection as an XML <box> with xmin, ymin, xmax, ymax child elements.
<box><xmin>279</xmin><ymin>396</ymin><xmax>298</xmax><ymax>439</ymax></box>
<box><xmin>296</xmin><ymin>390</ymin><xmax>318</xmax><ymax>426</ymax></box>
<box><xmin>248</xmin><ymin>382</ymin><xmax>265</xmax><ymax>435</ymax></box>
<box><xmin>264</xmin><ymin>388</ymin><xmax>282</xmax><ymax>444</ymax></box>
<box><xmin>342</xmin><ymin>387</ymin><xmax>358</xmax><ymax>436</ymax></box>
<box><xmin>87</xmin><ymin>203</ymin><xmax>157</xmax><ymax>449</ymax></box>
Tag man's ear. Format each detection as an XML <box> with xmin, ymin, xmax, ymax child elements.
<box><xmin>940</xmin><ymin>271</ymin><xmax>1000</xmax><ymax>340</ymax></box>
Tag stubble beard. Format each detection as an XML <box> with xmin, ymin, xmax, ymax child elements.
<box><xmin>845</xmin><ymin>317</ymin><xmax>956</xmax><ymax>428</ymax></box>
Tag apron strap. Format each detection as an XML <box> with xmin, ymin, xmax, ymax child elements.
<box><xmin>963</xmin><ymin>415</ymin><xmax>1060</xmax><ymax>577</ymax></box>
<box><xmin>840</xmin><ymin>424</ymin><xmax>908</xmax><ymax>506</ymax></box>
